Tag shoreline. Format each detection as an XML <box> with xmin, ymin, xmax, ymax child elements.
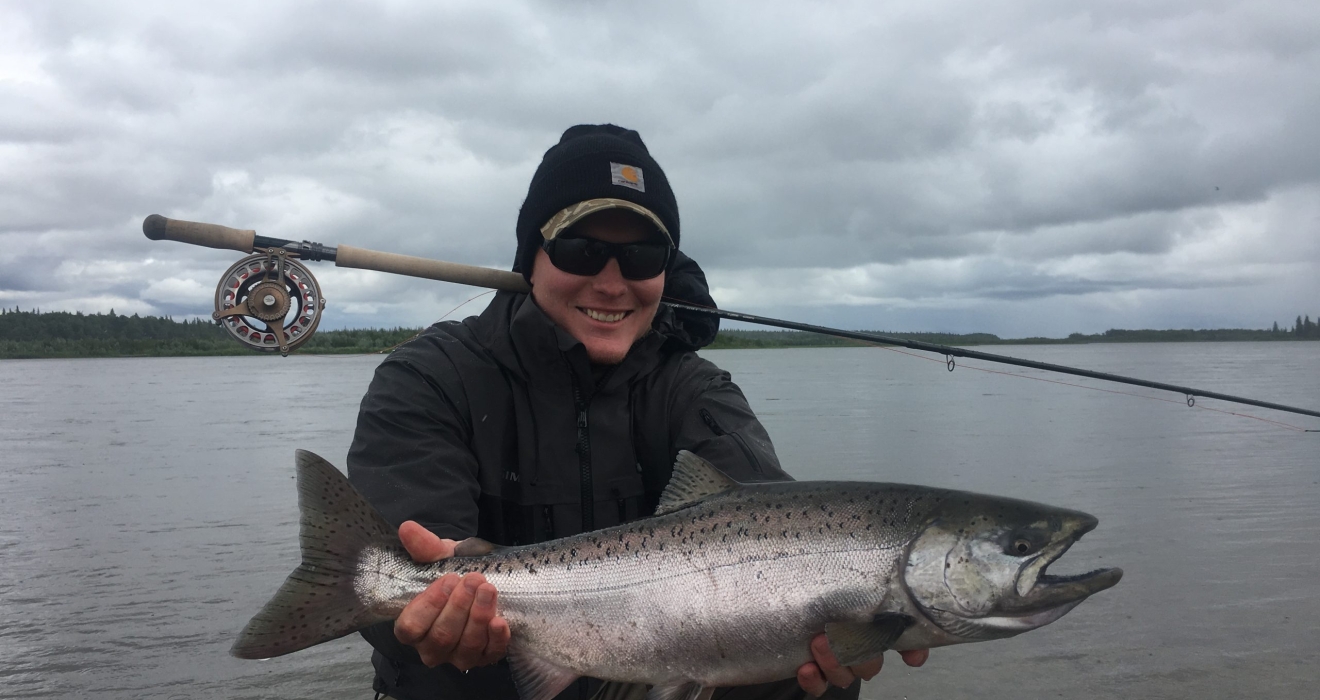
<box><xmin>2</xmin><ymin>333</ymin><xmax>1314</xmax><ymax>360</ymax></box>
<box><xmin>2</xmin><ymin>309</ymin><xmax>1314</xmax><ymax>359</ymax></box>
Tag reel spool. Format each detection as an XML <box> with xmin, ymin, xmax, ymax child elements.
<box><xmin>212</xmin><ymin>248</ymin><xmax>326</xmax><ymax>356</ymax></box>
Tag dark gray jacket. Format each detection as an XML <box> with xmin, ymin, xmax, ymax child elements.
<box><xmin>347</xmin><ymin>262</ymin><xmax>787</xmax><ymax>700</ymax></box>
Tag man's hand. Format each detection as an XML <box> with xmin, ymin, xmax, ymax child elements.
<box><xmin>796</xmin><ymin>634</ymin><xmax>929</xmax><ymax>697</ymax></box>
<box><xmin>392</xmin><ymin>521</ymin><xmax>512</xmax><ymax>669</ymax></box>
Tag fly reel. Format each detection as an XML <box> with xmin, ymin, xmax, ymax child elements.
<box><xmin>212</xmin><ymin>248</ymin><xmax>326</xmax><ymax>356</ymax></box>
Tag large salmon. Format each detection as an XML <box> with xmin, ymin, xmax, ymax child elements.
<box><xmin>232</xmin><ymin>450</ymin><xmax>1121</xmax><ymax>700</ymax></box>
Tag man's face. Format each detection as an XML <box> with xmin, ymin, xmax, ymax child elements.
<box><xmin>530</xmin><ymin>209</ymin><xmax>667</xmax><ymax>365</ymax></box>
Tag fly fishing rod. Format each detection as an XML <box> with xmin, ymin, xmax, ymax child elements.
<box><xmin>142</xmin><ymin>214</ymin><xmax>1320</xmax><ymax>421</ymax></box>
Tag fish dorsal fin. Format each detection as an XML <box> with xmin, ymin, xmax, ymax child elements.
<box><xmin>655</xmin><ymin>451</ymin><xmax>740</xmax><ymax>516</ymax></box>
<box><xmin>506</xmin><ymin>644</ymin><xmax>579</xmax><ymax>700</ymax></box>
<box><xmin>824</xmin><ymin>613</ymin><xmax>915</xmax><ymax>667</ymax></box>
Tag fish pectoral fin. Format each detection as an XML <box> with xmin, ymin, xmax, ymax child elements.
<box><xmin>655</xmin><ymin>451</ymin><xmax>741</xmax><ymax>515</ymax></box>
<box><xmin>824</xmin><ymin>613</ymin><xmax>915</xmax><ymax>667</ymax></box>
<box><xmin>645</xmin><ymin>681</ymin><xmax>707</xmax><ymax>700</ymax></box>
<box><xmin>507</xmin><ymin>645</ymin><xmax>580</xmax><ymax>700</ymax></box>
<box><xmin>453</xmin><ymin>536</ymin><xmax>501</xmax><ymax>557</ymax></box>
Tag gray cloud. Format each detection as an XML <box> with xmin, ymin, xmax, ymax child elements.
<box><xmin>1</xmin><ymin>0</ymin><xmax>1317</xmax><ymax>334</ymax></box>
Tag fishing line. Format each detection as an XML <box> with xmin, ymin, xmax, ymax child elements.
<box><xmin>375</xmin><ymin>289</ymin><xmax>497</xmax><ymax>355</ymax></box>
<box><xmin>662</xmin><ymin>293</ymin><xmax>1319</xmax><ymax>428</ymax></box>
<box><xmin>301</xmin><ymin>290</ymin><xmax>496</xmax><ymax>358</ymax></box>
<box><xmin>874</xmin><ymin>344</ymin><xmax>1313</xmax><ymax>433</ymax></box>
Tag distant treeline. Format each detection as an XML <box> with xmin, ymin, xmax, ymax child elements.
<box><xmin>0</xmin><ymin>308</ymin><xmax>420</xmax><ymax>359</ymax></box>
<box><xmin>1</xmin><ymin>307</ymin><xmax>1316</xmax><ymax>359</ymax></box>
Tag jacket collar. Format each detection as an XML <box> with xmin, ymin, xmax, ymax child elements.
<box><xmin>473</xmin><ymin>292</ymin><xmax>668</xmax><ymax>395</ymax></box>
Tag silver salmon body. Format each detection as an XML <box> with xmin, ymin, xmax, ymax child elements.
<box><xmin>233</xmin><ymin>451</ymin><xmax>1121</xmax><ymax>700</ymax></box>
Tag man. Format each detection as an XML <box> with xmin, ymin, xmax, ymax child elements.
<box><xmin>347</xmin><ymin>124</ymin><xmax>927</xmax><ymax>700</ymax></box>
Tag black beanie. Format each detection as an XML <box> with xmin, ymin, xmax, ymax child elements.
<box><xmin>514</xmin><ymin>124</ymin><xmax>680</xmax><ymax>281</ymax></box>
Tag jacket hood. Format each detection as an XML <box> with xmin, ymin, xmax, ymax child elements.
<box><xmin>657</xmin><ymin>249</ymin><xmax>719</xmax><ymax>351</ymax></box>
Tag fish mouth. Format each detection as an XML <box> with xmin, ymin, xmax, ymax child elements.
<box><xmin>966</xmin><ymin>564</ymin><xmax>1122</xmax><ymax>635</ymax></box>
<box><xmin>1013</xmin><ymin>522</ymin><xmax>1122</xmax><ymax>608</ymax></box>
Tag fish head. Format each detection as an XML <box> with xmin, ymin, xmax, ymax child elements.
<box><xmin>901</xmin><ymin>493</ymin><xmax>1122</xmax><ymax>643</ymax></box>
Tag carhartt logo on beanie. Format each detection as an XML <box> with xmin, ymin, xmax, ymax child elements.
<box><xmin>514</xmin><ymin>124</ymin><xmax>679</xmax><ymax>281</ymax></box>
<box><xmin>609</xmin><ymin>162</ymin><xmax>645</xmax><ymax>192</ymax></box>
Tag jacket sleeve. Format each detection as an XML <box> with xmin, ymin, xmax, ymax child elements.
<box><xmin>347</xmin><ymin>351</ymin><xmax>480</xmax><ymax>541</ymax></box>
<box><xmin>346</xmin><ymin>345</ymin><xmax>480</xmax><ymax>666</ymax></box>
<box><xmin>668</xmin><ymin>353</ymin><xmax>791</xmax><ymax>484</ymax></box>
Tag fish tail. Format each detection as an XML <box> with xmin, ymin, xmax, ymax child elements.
<box><xmin>230</xmin><ymin>449</ymin><xmax>399</xmax><ymax>659</ymax></box>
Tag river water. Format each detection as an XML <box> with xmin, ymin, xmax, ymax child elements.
<box><xmin>0</xmin><ymin>343</ymin><xmax>1317</xmax><ymax>699</ymax></box>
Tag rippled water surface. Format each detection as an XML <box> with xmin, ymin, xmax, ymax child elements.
<box><xmin>1</xmin><ymin>343</ymin><xmax>1317</xmax><ymax>699</ymax></box>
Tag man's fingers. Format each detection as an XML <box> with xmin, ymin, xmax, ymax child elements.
<box><xmin>421</xmin><ymin>573</ymin><xmax>479</xmax><ymax>663</ymax></box>
<box><xmin>450</xmin><ymin>578</ymin><xmax>498</xmax><ymax>670</ymax></box>
<box><xmin>796</xmin><ymin>662</ymin><xmax>828</xmax><ymax>698</ymax></box>
<box><xmin>394</xmin><ymin>574</ymin><xmax>456</xmax><ymax>646</ymax></box>
<box><xmin>398</xmin><ymin>521</ymin><xmax>456</xmax><ymax>564</ymax></box>
<box><xmin>483</xmin><ymin>616</ymin><xmax>511</xmax><ymax>664</ymax></box>
<box><xmin>809</xmin><ymin>634</ymin><xmax>856</xmax><ymax>689</ymax></box>
<box><xmin>900</xmin><ymin>649</ymin><xmax>929</xmax><ymax>667</ymax></box>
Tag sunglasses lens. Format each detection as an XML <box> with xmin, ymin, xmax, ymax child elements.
<box><xmin>545</xmin><ymin>238</ymin><xmax>671</xmax><ymax>279</ymax></box>
<box><xmin>547</xmin><ymin>238</ymin><xmax>611</xmax><ymax>276</ymax></box>
<box><xmin>616</xmin><ymin>244</ymin><xmax>670</xmax><ymax>280</ymax></box>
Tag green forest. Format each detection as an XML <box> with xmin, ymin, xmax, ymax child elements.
<box><xmin>0</xmin><ymin>308</ymin><xmax>421</xmax><ymax>358</ymax></box>
<box><xmin>1</xmin><ymin>307</ymin><xmax>1317</xmax><ymax>359</ymax></box>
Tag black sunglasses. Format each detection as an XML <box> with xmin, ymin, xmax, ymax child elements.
<box><xmin>541</xmin><ymin>236</ymin><xmax>672</xmax><ymax>280</ymax></box>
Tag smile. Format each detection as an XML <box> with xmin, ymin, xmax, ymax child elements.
<box><xmin>581</xmin><ymin>308</ymin><xmax>631</xmax><ymax>323</ymax></box>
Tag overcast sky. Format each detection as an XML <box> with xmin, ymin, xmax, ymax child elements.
<box><xmin>2</xmin><ymin>0</ymin><xmax>1318</xmax><ymax>337</ymax></box>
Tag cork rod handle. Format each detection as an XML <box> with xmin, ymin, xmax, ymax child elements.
<box><xmin>335</xmin><ymin>245</ymin><xmax>530</xmax><ymax>293</ymax></box>
<box><xmin>142</xmin><ymin>214</ymin><xmax>255</xmax><ymax>254</ymax></box>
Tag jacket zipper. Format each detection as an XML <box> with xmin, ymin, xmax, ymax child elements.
<box><xmin>573</xmin><ymin>384</ymin><xmax>593</xmax><ymax>531</ymax></box>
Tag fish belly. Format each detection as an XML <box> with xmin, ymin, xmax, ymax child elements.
<box><xmin>497</xmin><ymin>548</ymin><xmax>894</xmax><ymax>687</ymax></box>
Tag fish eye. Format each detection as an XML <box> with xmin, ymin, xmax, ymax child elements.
<box><xmin>1012</xmin><ymin>539</ymin><xmax>1033</xmax><ymax>555</ymax></box>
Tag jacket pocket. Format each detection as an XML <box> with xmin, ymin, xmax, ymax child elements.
<box><xmin>698</xmin><ymin>408</ymin><xmax>764</xmax><ymax>476</ymax></box>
